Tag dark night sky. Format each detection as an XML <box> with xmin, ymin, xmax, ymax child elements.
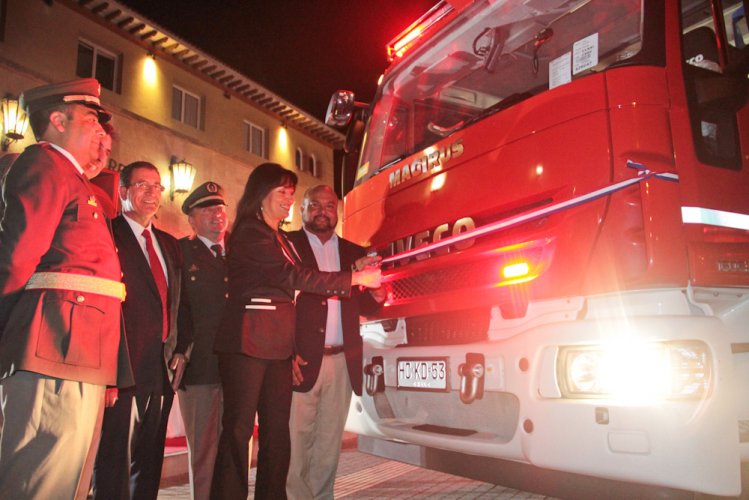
<box><xmin>118</xmin><ymin>0</ymin><xmax>437</xmax><ymax>121</ymax></box>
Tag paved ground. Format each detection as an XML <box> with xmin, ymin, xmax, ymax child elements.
<box><xmin>157</xmin><ymin>445</ymin><xmax>553</xmax><ymax>499</ymax></box>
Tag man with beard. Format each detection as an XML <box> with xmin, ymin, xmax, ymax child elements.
<box><xmin>286</xmin><ymin>185</ymin><xmax>385</xmax><ymax>500</ymax></box>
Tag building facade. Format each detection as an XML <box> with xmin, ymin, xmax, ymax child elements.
<box><xmin>0</xmin><ymin>0</ymin><xmax>344</xmax><ymax>236</ymax></box>
<box><xmin>0</xmin><ymin>0</ymin><xmax>346</xmax><ymax>443</ymax></box>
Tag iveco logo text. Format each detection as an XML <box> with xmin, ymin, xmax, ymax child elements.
<box><xmin>389</xmin><ymin>139</ymin><xmax>464</xmax><ymax>189</ymax></box>
<box><xmin>385</xmin><ymin>217</ymin><xmax>476</xmax><ymax>266</ymax></box>
<box><xmin>717</xmin><ymin>260</ymin><xmax>749</xmax><ymax>273</ymax></box>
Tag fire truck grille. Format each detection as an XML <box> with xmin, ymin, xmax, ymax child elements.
<box><xmin>389</xmin><ymin>260</ymin><xmax>494</xmax><ymax>302</ymax></box>
<box><xmin>403</xmin><ymin>308</ymin><xmax>490</xmax><ymax>345</ymax></box>
<box><xmin>374</xmin><ymin>389</ymin><xmax>519</xmax><ymax>442</ymax></box>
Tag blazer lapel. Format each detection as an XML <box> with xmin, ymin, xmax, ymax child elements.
<box><xmin>114</xmin><ymin>216</ymin><xmax>161</xmax><ymax>300</ymax></box>
<box><xmin>153</xmin><ymin>227</ymin><xmax>176</xmax><ymax>296</ymax></box>
<box><xmin>338</xmin><ymin>239</ymin><xmax>358</xmax><ymax>273</ymax></box>
<box><xmin>294</xmin><ymin>231</ymin><xmax>319</xmax><ymax>271</ymax></box>
<box><xmin>277</xmin><ymin>231</ymin><xmax>301</xmax><ymax>266</ymax></box>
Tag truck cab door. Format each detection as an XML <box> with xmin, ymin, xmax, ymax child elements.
<box><xmin>674</xmin><ymin>1</ymin><xmax>749</xmax><ymax>287</ymax></box>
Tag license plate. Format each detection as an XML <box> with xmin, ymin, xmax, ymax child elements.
<box><xmin>397</xmin><ymin>358</ymin><xmax>449</xmax><ymax>391</ymax></box>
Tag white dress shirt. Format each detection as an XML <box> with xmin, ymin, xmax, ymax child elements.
<box><xmin>122</xmin><ymin>213</ymin><xmax>169</xmax><ymax>285</ymax></box>
<box><xmin>197</xmin><ymin>234</ymin><xmax>225</xmax><ymax>256</ymax></box>
<box><xmin>303</xmin><ymin>228</ymin><xmax>343</xmax><ymax>346</ymax></box>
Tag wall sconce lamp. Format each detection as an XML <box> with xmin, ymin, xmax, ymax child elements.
<box><xmin>1</xmin><ymin>97</ymin><xmax>30</xmax><ymax>152</ymax></box>
<box><xmin>169</xmin><ymin>156</ymin><xmax>196</xmax><ymax>200</ymax></box>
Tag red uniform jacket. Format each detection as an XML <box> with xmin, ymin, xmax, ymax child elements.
<box><xmin>0</xmin><ymin>143</ymin><xmax>132</xmax><ymax>386</ymax></box>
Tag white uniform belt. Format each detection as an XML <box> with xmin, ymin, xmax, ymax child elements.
<box><xmin>25</xmin><ymin>272</ymin><xmax>126</xmax><ymax>301</ymax></box>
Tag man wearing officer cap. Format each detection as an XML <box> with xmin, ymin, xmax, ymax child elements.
<box><xmin>178</xmin><ymin>181</ymin><xmax>231</xmax><ymax>499</ymax></box>
<box><xmin>0</xmin><ymin>78</ymin><xmax>132</xmax><ymax>499</ymax></box>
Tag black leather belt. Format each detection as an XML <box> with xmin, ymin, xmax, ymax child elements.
<box><xmin>323</xmin><ymin>345</ymin><xmax>345</xmax><ymax>355</ymax></box>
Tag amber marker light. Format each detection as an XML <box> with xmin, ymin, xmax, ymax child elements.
<box><xmin>502</xmin><ymin>262</ymin><xmax>530</xmax><ymax>279</ymax></box>
<box><xmin>495</xmin><ymin>258</ymin><xmax>540</xmax><ymax>286</ymax></box>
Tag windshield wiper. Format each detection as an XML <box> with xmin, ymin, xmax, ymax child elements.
<box><xmin>460</xmin><ymin>92</ymin><xmax>534</xmax><ymax>129</ymax></box>
<box><xmin>366</xmin><ymin>92</ymin><xmax>534</xmax><ymax>180</ymax></box>
<box><xmin>368</xmin><ymin>154</ymin><xmax>409</xmax><ymax>179</ymax></box>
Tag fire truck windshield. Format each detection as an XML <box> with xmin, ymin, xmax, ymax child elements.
<box><xmin>357</xmin><ymin>0</ymin><xmax>643</xmax><ymax>185</ymax></box>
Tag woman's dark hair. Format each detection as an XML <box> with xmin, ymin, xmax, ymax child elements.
<box><xmin>233</xmin><ymin>162</ymin><xmax>297</xmax><ymax>231</ymax></box>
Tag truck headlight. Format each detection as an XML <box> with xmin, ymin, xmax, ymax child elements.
<box><xmin>557</xmin><ymin>341</ymin><xmax>711</xmax><ymax>401</ymax></box>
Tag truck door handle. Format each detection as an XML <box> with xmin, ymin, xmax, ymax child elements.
<box><xmin>458</xmin><ymin>353</ymin><xmax>485</xmax><ymax>404</ymax></box>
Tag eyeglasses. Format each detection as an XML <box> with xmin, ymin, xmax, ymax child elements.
<box><xmin>129</xmin><ymin>181</ymin><xmax>166</xmax><ymax>193</ymax></box>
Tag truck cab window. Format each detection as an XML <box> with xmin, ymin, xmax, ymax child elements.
<box><xmin>681</xmin><ymin>0</ymin><xmax>748</xmax><ymax>169</ymax></box>
<box><xmin>358</xmin><ymin>0</ymin><xmax>643</xmax><ymax>184</ymax></box>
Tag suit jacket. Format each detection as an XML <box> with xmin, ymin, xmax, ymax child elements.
<box><xmin>214</xmin><ymin>217</ymin><xmax>353</xmax><ymax>360</ymax></box>
<box><xmin>178</xmin><ymin>234</ymin><xmax>227</xmax><ymax>385</ymax></box>
<box><xmin>0</xmin><ymin>143</ymin><xmax>132</xmax><ymax>386</ymax></box>
<box><xmin>113</xmin><ymin>215</ymin><xmax>190</xmax><ymax>393</ymax></box>
<box><xmin>286</xmin><ymin>230</ymin><xmax>381</xmax><ymax>396</ymax></box>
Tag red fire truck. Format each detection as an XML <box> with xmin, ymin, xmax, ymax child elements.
<box><xmin>327</xmin><ymin>0</ymin><xmax>749</xmax><ymax>496</ymax></box>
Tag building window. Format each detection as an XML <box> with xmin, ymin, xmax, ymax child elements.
<box><xmin>172</xmin><ymin>85</ymin><xmax>201</xmax><ymax>129</ymax></box>
<box><xmin>295</xmin><ymin>148</ymin><xmax>304</xmax><ymax>171</ymax></box>
<box><xmin>76</xmin><ymin>39</ymin><xmax>118</xmax><ymax>92</ymax></box>
<box><xmin>243</xmin><ymin>121</ymin><xmax>266</xmax><ymax>158</ymax></box>
<box><xmin>307</xmin><ymin>154</ymin><xmax>318</xmax><ymax>177</ymax></box>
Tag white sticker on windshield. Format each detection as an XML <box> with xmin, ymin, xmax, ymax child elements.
<box><xmin>573</xmin><ymin>33</ymin><xmax>599</xmax><ymax>75</ymax></box>
<box><xmin>549</xmin><ymin>52</ymin><xmax>571</xmax><ymax>89</ymax></box>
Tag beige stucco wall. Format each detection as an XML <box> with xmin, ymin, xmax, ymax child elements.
<box><xmin>0</xmin><ymin>0</ymin><xmax>337</xmax><ymax>238</ymax></box>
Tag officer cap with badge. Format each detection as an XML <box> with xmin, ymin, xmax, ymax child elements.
<box><xmin>182</xmin><ymin>181</ymin><xmax>227</xmax><ymax>215</ymax></box>
<box><xmin>20</xmin><ymin>77</ymin><xmax>112</xmax><ymax>124</ymax></box>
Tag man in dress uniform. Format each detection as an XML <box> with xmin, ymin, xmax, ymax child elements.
<box><xmin>178</xmin><ymin>181</ymin><xmax>229</xmax><ymax>499</ymax></box>
<box><xmin>0</xmin><ymin>78</ymin><xmax>132</xmax><ymax>499</ymax></box>
<box><xmin>286</xmin><ymin>185</ymin><xmax>385</xmax><ymax>500</ymax></box>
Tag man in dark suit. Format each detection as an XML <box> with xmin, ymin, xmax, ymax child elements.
<box><xmin>0</xmin><ymin>78</ymin><xmax>132</xmax><ymax>499</ymax></box>
<box><xmin>178</xmin><ymin>181</ymin><xmax>229</xmax><ymax>500</ymax></box>
<box><xmin>286</xmin><ymin>184</ymin><xmax>384</xmax><ymax>500</ymax></box>
<box><xmin>93</xmin><ymin>161</ymin><xmax>191</xmax><ymax>500</ymax></box>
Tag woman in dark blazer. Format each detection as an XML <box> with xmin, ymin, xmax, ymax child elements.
<box><xmin>211</xmin><ymin>163</ymin><xmax>380</xmax><ymax>499</ymax></box>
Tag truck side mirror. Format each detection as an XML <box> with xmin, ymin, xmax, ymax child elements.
<box><xmin>328</xmin><ymin>90</ymin><xmax>370</xmax><ymax>198</ymax></box>
<box><xmin>325</xmin><ymin>90</ymin><xmax>357</xmax><ymax>128</ymax></box>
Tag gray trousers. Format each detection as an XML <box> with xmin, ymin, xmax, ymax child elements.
<box><xmin>0</xmin><ymin>371</ymin><xmax>104</xmax><ymax>500</ymax></box>
<box><xmin>287</xmin><ymin>352</ymin><xmax>352</xmax><ymax>500</ymax></box>
<box><xmin>178</xmin><ymin>383</ymin><xmax>223</xmax><ymax>500</ymax></box>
